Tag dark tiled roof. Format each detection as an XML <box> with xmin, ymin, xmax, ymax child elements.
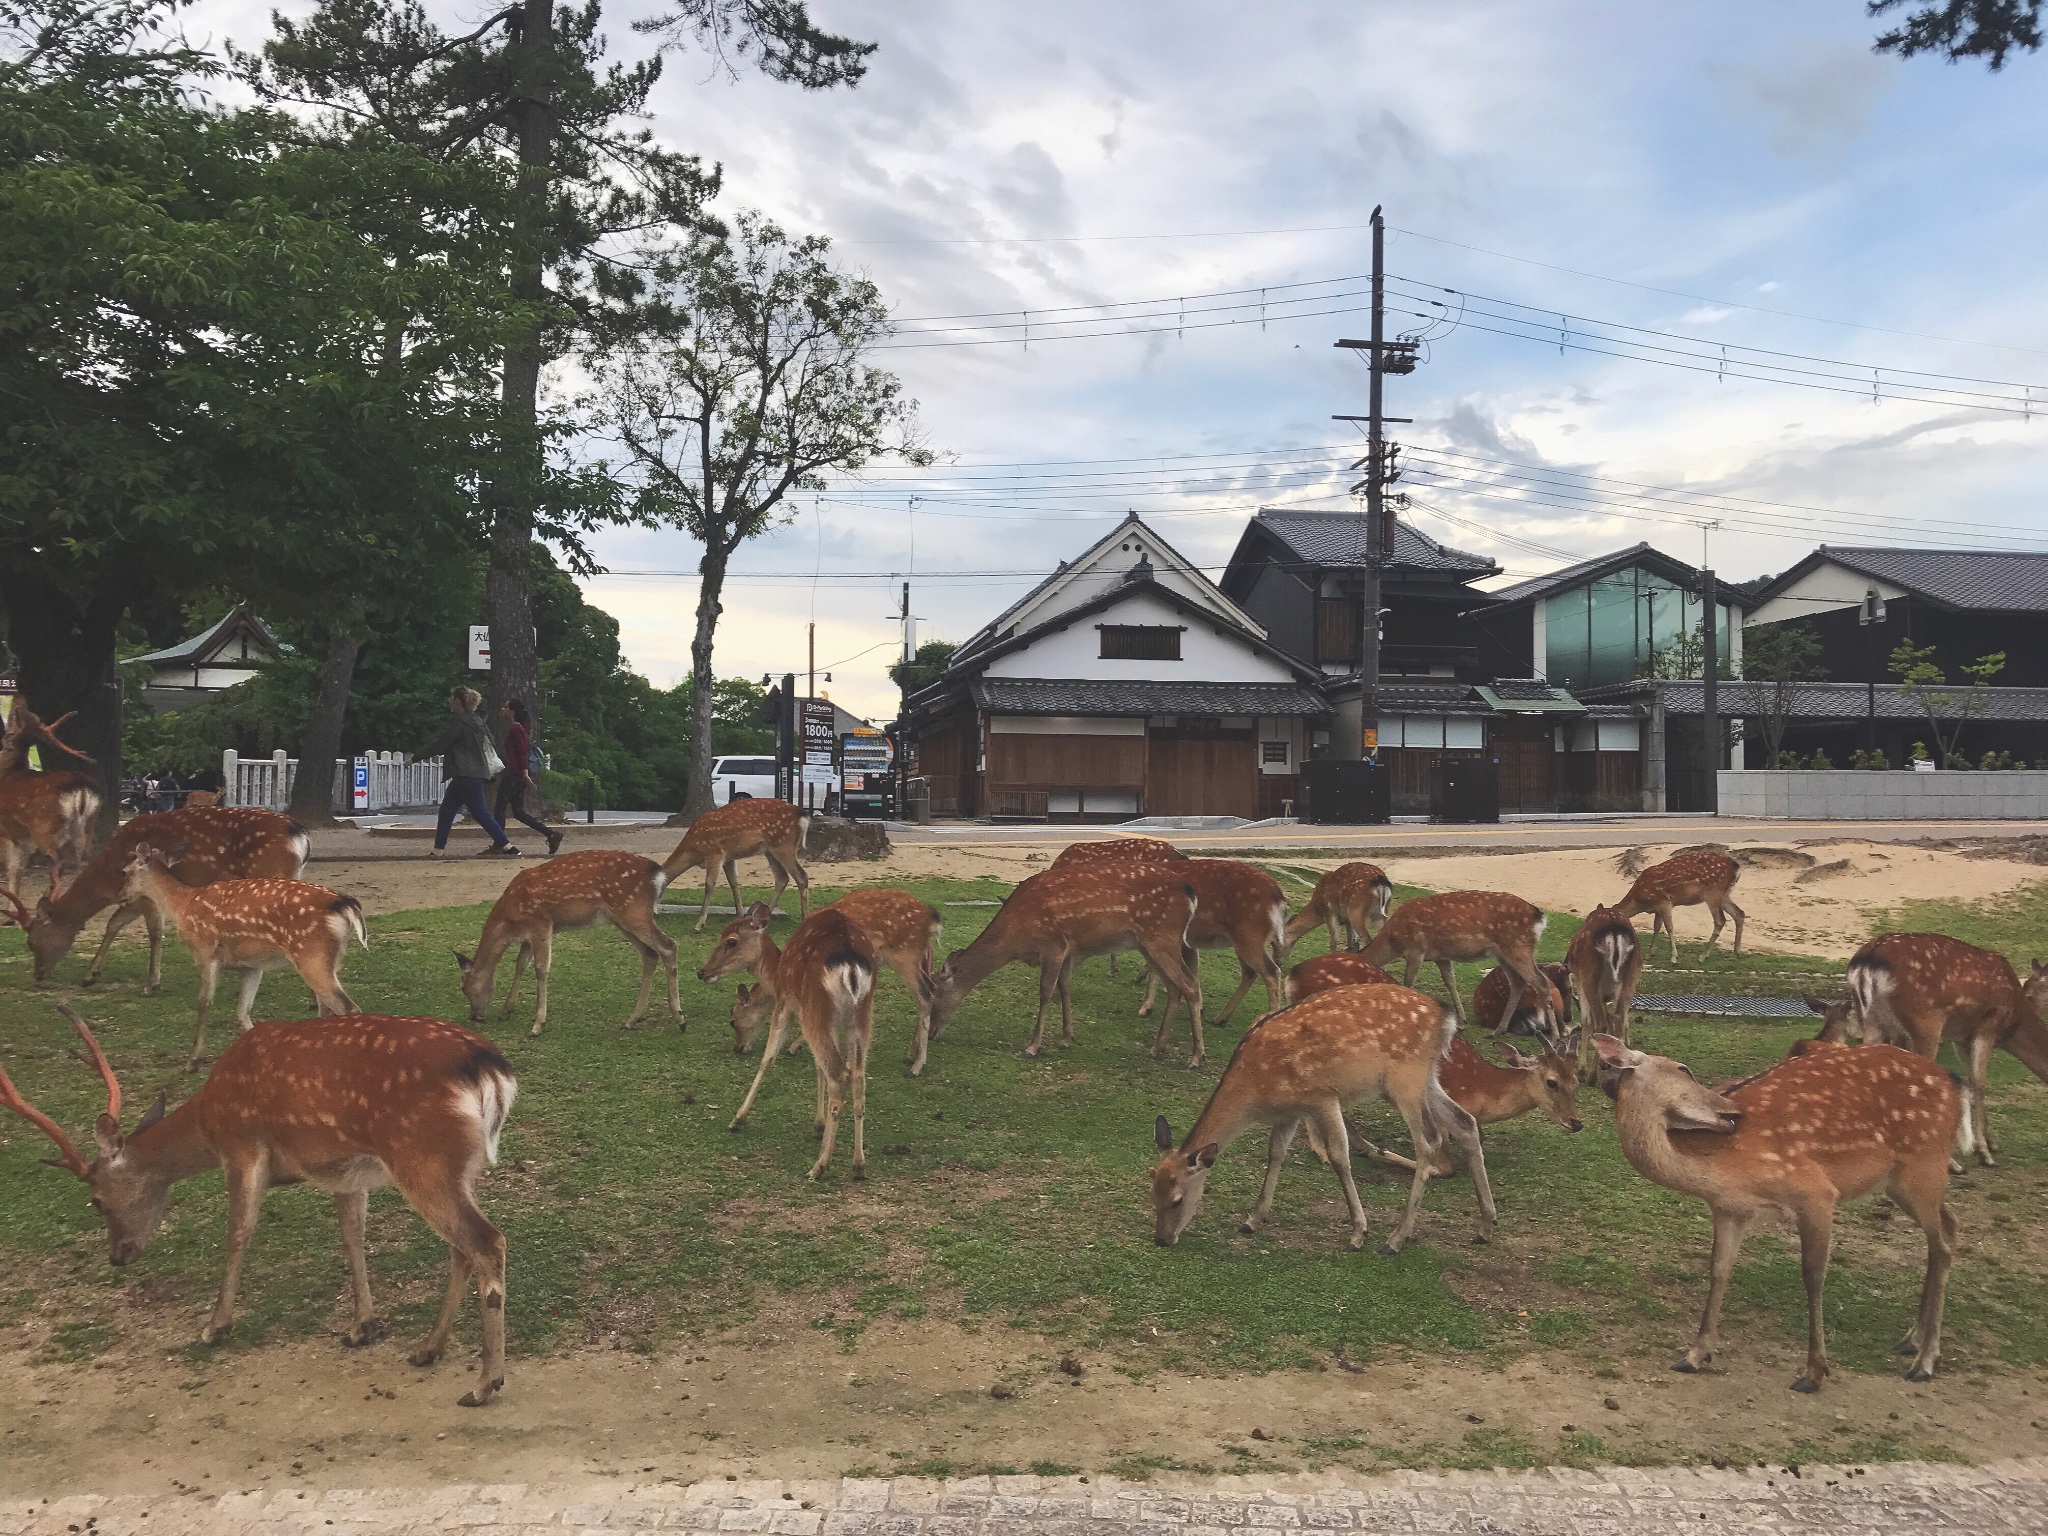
<box><xmin>1801</xmin><ymin>549</ymin><xmax>2048</xmax><ymax>613</ymax></box>
<box><xmin>1481</xmin><ymin>542</ymin><xmax>1730</xmax><ymax>610</ymax></box>
<box><xmin>1580</xmin><ymin>679</ymin><xmax>2048</xmax><ymax>723</ymax></box>
<box><xmin>1374</xmin><ymin>683</ymin><xmax>1488</xmax><ymax>715</ymax></box>
<box><xmin>971</xmin><ymin>678</ymin><xmax>1329</xmax><ymax>717</ymax></box>
<box><xmin>1487</xmin><ymin>677</ymin><xmax>1565</xmax><ymax>701</ymax></box>
<box><xmin>1254</xmin><ymin>510</ymin><xmax>1497</xmax><ymax>575</ymax></box>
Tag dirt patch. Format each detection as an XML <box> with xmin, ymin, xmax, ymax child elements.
<box><xmin>1734</xmin><ymin>847</ymin><xmax>1817</xmax><ymax>872</ymax></box>
<box><xmin>1793</xmin><ymin>860</ymin><xmax>1854</xmax><ymax>885</ymax></box>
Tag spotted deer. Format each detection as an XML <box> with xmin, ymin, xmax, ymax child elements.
<box><xmin>1803</xmin><ymin>932</ymin><xmax>2048</xmax><ymax>1169</ymax></box>
<box><xmin>1136</xmin><ymin>858</ymin><xmax>1287</xmax><ymax>1034</ymax></box>
<box><xmin>1150</xmin><ymin>983</ymin><xmax>1495</xmax><ymax>1253</ymax></box>
<box><xmin>661</xmin><ymin>798</ymin><xmax>811</xmax><ymax>933</ymax></box>
<box><xmin>0</xmin><ymin>705</ymin><xmax>101</xmax><ymax>900</ymax></box>
<box><xmin>1361</xmin><ymin>890</ymin><xmax>1556</xmax><ymax>1037</ymax></box>
<box><xmin>931</xmin><ymin>864</ymin><xmax>1206</xmax><ymax>1063</ymax></box>
<box><xmin>702</xmin><ymin>888</ymin><xmax>942</xmax><ymax>1073</ymax></box>
<box><xmin>1282</xmin><ymin>862</ymin><xmax>1394</xmax><ymax>955</ymax></box>
<box><xmin>456</xmin><ymin>850</ymin><xmax>681</xmax><ymax>1037</ymax></box>
<box><xmin>0</xmin><ymin>1006</ymin><xmax>517</xmax><ymax>1405</ymax></box>
<box><xmin>1473</xmin><ymin>960</ymin><xmax>1572</xmax><ymax>1037</ymax></box>
<box><xmin>1051</xmin><ymin>835</ymin><xmax>1182</xmax><ymax>976</ymax></box>
<box><xmin>1566</xmin><ymin>906</ymin><xmax>1644</xmax><ymax>1076</ymax></box>
<box><xmin>1610</xmin><ymin>848</ymin><xmax>1743</xmax><ymax>964</ymax></box>
<box><xmin>723</xmin><ymin>906</ymin><xmax>879</xmax><ymax>1181</ymax></box>
<box><xmin>1285</xmin><ymin>950</ymin><xmax>1394</xmax><ymax>1003</ymax></box>
<box><xmin>27</xmin><ymin>806</ymin><xmax>308</xmax><ymax>989</ymax></box>
<box><xmin>120</xmin><ymin>849</ymin><xmax>366</xmax><ymax>1070</ymax></box>
<box><xmin>1595</xmin><ymin>1033</ymin><xmax>1964</xmax><ymax>1393</ymax></box>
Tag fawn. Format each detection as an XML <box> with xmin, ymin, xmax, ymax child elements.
<box><xmin>1610</xmin><ymin>848</ymin><xmax>1743</xmax><ymax>963</ymax></box>
<box><xmin>1595</xmin><ymin>1033</ymin><xmax>1962</xmax><ymax>1393</ymax></box>
<box><xmin>1150</xmin><ymin>982</ymin><xmax>1495</xmax><ymax>1253</ymax></box>
<box><xmin>1135</xmin><ymin>858</ymin><xmax>1287</xmax><ymax>1031</ymax></box>
<box><xmin>2</xmin><ymin>1006</ymin><xmax>518</xmax><ymax>1405</ymax></box>
<box><xmin>456</xmin><ymin>850</ymin><xmax>681</xmax><ymax>1036</ymax></box>
<box><xmin>702</xmin><ymin>889</ymin><xmax>942</xmax><ymax>1073</ymax></box>
<box><xmin>1361</xmin><ymin>890</ymin><xmax>1556</xmax><ymax>1037</ymax></box>
<box><xmin>0</xmin><ymin>705</ymin><xmax>100</xmax><ymax>900</ymax></box>
<box><xmin>1282</xmin><ymin>862</ymin><xmax>1394</xmax><ymax>954</ymax></box>
<box><xmin>661</xmin><ymin>798</ymin><xmax>811</xmax><ymax>933</ymax></box>
<box><xmin>120</xmin><ymin>848</ymin><xmax>365</xmax><ymax>1069</ymax></box>
<box><xmin>27</xmin><ymin>805</ymin><xmax>308</xmax><ymax>988</ymax></box>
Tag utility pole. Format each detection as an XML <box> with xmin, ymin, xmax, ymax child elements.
<box><xmin>806</xmin><ymin>622</ymin><xmax>817</xmax><ymax>814</ymax></box>
<box><xmin>1701</xmin><ymin>569</ymin><xmax>1719</xmax><ymax>813</ymax></box>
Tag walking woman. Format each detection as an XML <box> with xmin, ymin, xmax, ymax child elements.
<box><xmin>427</xmin><ymin>687</ymin><xmax>519</xmax><ymax>857</ymax></box>
<box><xmin>495</xmin><ymin>697</ymin><xmax>562</xmax><ymax>856</ymax></box>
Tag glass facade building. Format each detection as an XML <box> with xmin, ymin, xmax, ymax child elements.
<box><xmin>1543</xmin><ymin>567</ymin><xmax>1738</xmax><ymax>690</ymax></box>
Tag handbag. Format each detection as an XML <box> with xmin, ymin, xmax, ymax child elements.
<box><xmin>482</xmin><ymin>738</ymin><xmax>505</xmax><ymax>778</ymax></box>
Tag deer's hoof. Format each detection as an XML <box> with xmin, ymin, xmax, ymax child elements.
<box><xmin>727</xmin><ymin>1119</ymin><xmax>747</xmax><ymax>1133</ymax></box>
<box><xmin>198</xmin><ymin>1323</ymin><xmax>231</xmax><ymax>1346</ymax></box>
<box><xmin>1376</xmin><ymin>1241</ymin><xmax>1400</xmax><ymax>1257</ymax></box>
<box><xmin>1790</xmin><ymin>1375</ymin><xmax>1821</xmax><ymax>1394</ymax></box>
<box><xmin>850</xmin><ymin>1165</ymin><xmax>866</xmax><ymax>1182</ymax></box>
<box><xmin>1671</xmin><ymin>1358</ymin><xmax>1700</xmax><ymax>1374</ymax></box>
<box><xmin>409</xmin><ymin>1347</ymin><xmax>441</xmax><ymax>1367</ymax></box>
<box><xmin>1237</xmin><ymin>1220</ymin><xmax>1257</xmax><ymax>1235</ymax></box>
<box><xmin>341</xmin><ymin>1317</ymin><xmax>389</xmax><ymax>1348</ymax></box>
<box><xmin>1347</xmin><ymin>1234</ymin><xmax>1367</xmax><ymax>1252</ymax></box>
<box><xmin>186</xmin><ymin>1058</ymin><xmax>210</xmax><ymax>1074</ymax></box>
<box><xmin>1904</xmin><ymin>1364</ymin><xmax>1935</xmax><ymax>1383</ymax></box>
<box><xmin>80</xmin><ymin>975</ymin><xmax>98</xmax><ymax>987</ymax></box>
<box><xmin>457</xmin><ymin>1381</ymin><xmax>500</xmax><ymax>1408</ymax></box>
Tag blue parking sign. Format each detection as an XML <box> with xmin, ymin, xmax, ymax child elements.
<box><xmin>352</xmin><ymin>756</ymin><xmax>369</xmax><ymax>811</ymax></box>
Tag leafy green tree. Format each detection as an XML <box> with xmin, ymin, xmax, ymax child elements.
<box><xmin>1742</xmin><ymin>621</ymin><xmax>1826</xmax><ymax>769</ymax></box>
<box><xmin>585</xmin><ymin>214</ymin><xmax>925</xmax><ymax>820</ymax></box>
<box><xmin>1871</xmin><ymin>0</ymin><xmax>2041</xmax><ymax>68</ymax></box>
<box><xmin>888</xmin><ymin>639</ymin><xmax>957</xmax><ymax>696</ymax></box>
<box><xmin>1890</xmin><ymin>638</ymin><xmax>2006</xmax><ymax>767</ymax></box>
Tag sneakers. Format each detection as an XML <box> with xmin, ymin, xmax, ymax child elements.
<box><xmin>478</xmin><ymin>843</ymin><xmax>522</xmax><ymax>857</ymax></box>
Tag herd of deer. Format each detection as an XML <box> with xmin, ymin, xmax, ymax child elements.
<box><xmin>4</xmin><ymin>757</ymin><xmax>2048</xmax><ymax>1408</ymax></box>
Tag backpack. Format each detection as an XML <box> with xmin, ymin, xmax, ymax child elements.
<box><xmin>527</xmin><ymin>740</ymin><xmax>545</xmax><ymax>776</ymax></box>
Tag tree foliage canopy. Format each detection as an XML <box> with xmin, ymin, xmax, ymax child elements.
<box><xmin>1870</xmin><ymin>0</ymin><xmax>2042</xmax><ymax>69</ymax></box>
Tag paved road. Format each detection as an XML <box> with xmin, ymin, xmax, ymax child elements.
<box><xmin>9</xmin><ymin>1463</ymin><xmax>2046</xmax><ymax>1535</ymax></box>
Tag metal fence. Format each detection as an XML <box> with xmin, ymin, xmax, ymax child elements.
<box><xmin>222</xmin><ymin>749</ymin><xmax>442</xmax><ymax>814</ymax></box>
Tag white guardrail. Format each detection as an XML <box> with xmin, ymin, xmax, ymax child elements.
<box><xmin>221</xmin><ymin>750</ymin><xmax>443</xmax><ymax>814</ymax></box>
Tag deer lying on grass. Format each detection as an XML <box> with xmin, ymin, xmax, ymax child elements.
<box><xmin>723</xmin><ymin>906</ymin><xmax>879</xmax><ymax>1181</ymax></box>
<box><xmin>932</xmin><ymin>865</ymin><xmax>1206</xmax><ymax>1063</ymax></box>
<box><xmin>27</xmin><ymin>806</ymin><xmax>308</xmax><ymax>989</ymax></box>
<box><xmin>1361</xmin><ymin>890</ymin><xmax>1556</xmax><ymax>1038</ymax></box>
<box><xmin>0</xmin><ymin>705</ymin><xmax>101</xmax><ymax>901</ymax></box>
<box><xmin>1282</xmin><ymin>862</ymin><xmax>1393</xmax><ymax>955</ymax></box>
<box><xmin>1595</xmin><ymin>1033</ymin><xmax>1963</xmax><ymax>1393</ymax></box>
<box><xmin>1051</xmin><ymin>836</ymin><xmax>1182</xmax><ymax>976</ymax></box>
<box><xmin>1610</xmin><ymin>848</ymin><xmax>1743</xmax><ymax>964</ymax></box>
<box><xmin>1473</xmin><ymin>960</ymin><xmax>1571</xmax><ymax>1037</ymax></box>
<box><xmin>1136</xmin><ymin>858</ymin><xmax>1286</xmax><ymax>1032</ymax></box>
<box><xmin>120</xmin><ymin>849</ymin><xmax>365</xmax><ymax>1070</ymax></box>
<box><xmin>661</xmin><ymin>798</ymin><xmax>810</xmax><ymax>933</ymax></box>
<box><xmin>703</xmin><ymin>889</ymin><xmax>942</xmax><ymax>1073</ymax></box>
<box><xmin>0</xmin><ymin>1006</ymin><xmax>518</xmax><ymax>1405</ymax></box>
<box><xmin>1150</xmin><ymin>983</ymin><xmax>1495</xmax><ymax>1253</ymax></box>
<box><xmin>457</xmin><ymin>850</ymin><xmax>681</xmax><ymax>1037</ymax></box>
<box><xmin>1287</xmin><ymin>958</ymin><xmax>1583</xmax><ymax>1170</ymax></box>
<box><xmin>1566</xmin><ymin>906</ymin><xmax>1644</xmax><ymax>1075</ymax></box>
<box><xmin>1804</xmin><ymin>932</ymin><xmax>2048</xmax><ymax>1169</ymax></box>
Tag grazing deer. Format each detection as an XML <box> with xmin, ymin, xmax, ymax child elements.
<box><xmin>1361</xmin><ymin>890</ymin><xmax>1556</xmax><ymax>1037</ymax></box>
<box><xmin>1594</xmin><ymin>1033</ymin><xmax>1963</xmax><ymax>1393</ymax></box>
<box><xmin>1566</xmin><ymin>906</ymin><xmax>1644</xmax><ymax>1075</ymax></box>
<box><xmin>27</xmin><ymin>806</ymin><xmax>308</xmax><ymax>989</ymax></box>
<box><xmin>1150</xmin><ymin>983</ymin><xmax>1495</xmax><ymax>1253</ymax></box>
<box><xmin>1282</xmin><ymin>862</ymin><xmax>1394</xmax><ymax>955</ymax></box>
<box><xmin>723</xmin><ymin>907</ymin><xmax>879</xmax><ymax>1181</ymax></box>
<box><xmin>0</xmin><ymin>705</ymin><xmax>101</xmax><ymax>901</ymax></box>
<box><xmin>661</xmin><ymin>798</ymin><xmax>811</xmax><ymax>933</ymax></box>
<box><xmin>456</xmin><ymin>850</ymin><xmax>681</xmax><ymax>1037</ymax></box>
<box><xmin>1473</xmin><ymin>960</ymin><xmax>1572</xmax><ymax>1037</ymax></box>
<box><xmin>702</xmin><ymin>888</ymin><xmax>942</xmax><ymax>1073</ymax></box>
<box><xmin>120</xmin><ymin>849</ymin><xmax>365</xmax><ymax>1070</ymax></box>
<box><xmin>931</xmin><ymin>865</ymin><xmax>1206</xmax><ymax>1063</ymax></box>
<box><xmin>1136</xmin><ymin>858</ymin><xmax>1287</xmax><ymax>1033</ymax></box>
<box><xmin>1285</xmin><ymin>950</ymin><xmax>1394</xmax><ymax>1004</ymax></box>
<box><xmin>1052</xmin><ymin>835</ymin><xmax>1182</xmax><ymax>977</ymax></box>
<box><xmin>1803</xmin><ymin>932</ymin><xmax>2048</xmax><ymax>1169</ymax></box>
<box><xmin>0</xmin><ymin>1006</ymin><xmax>517</xmax><ymax>1405</ymax></box>
<box><xmin>1610</xmin><ymin>848</ymin><xmax>1743</xmax><ymax>964</ymax></box>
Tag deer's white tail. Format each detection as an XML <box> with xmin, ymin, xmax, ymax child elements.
<box><xmin>287</xmin><ymin>823</ymin><xmax>312</xmax><ymax>875</ymax></box>
<box><xmin>471</xmin><ymin>1068</ymin><xmax>519</xmax><ymax>1166</ymax></box>
<box><xmin>1847</xmin><ymin>956</ymin><xmax>1904</xmax><ymax>1045</ymax></box>
<box><xmin>1266</xmin><ymin>896</ymin><xmax>1287</xmax><ymax>967</ymax></box>
<box><xmin>1533</xmin><ymin>912</ymin><xmax>1547</xmax><ymax>941</ymax></box>
<box><xmin>1597</xmin><ymin>927</ymin><xmax>1632</xmax><ymax>987</ymax></box>
<box><xmin>799</xmin><ymin>812</ymin><xmax>813</xmax><ymax>851</ymax></box>
<box><xmin>333</xmin><ymin>896</ymin><xmax>369</xmax><ymax>951</ymax></box>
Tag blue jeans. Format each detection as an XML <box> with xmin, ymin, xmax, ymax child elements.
<box><xmin>435</xmin><ymin>776</ymin><xmax>511</xmax><ymax>849</ymax></box>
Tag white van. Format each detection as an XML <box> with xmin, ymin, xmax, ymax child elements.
<box><xmin>710</xmin><ymin>755</ymin><xmax>840</xmax><ymax>811</ymax></box>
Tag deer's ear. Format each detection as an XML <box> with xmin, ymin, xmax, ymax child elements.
<box><xmin>1591</xmin><ymin>1034</ymin><xmax>1639</xmax><ymax>1070</ymax></box>
<box><xmin>454</xmin><ymin>951</ymin><xmax>472</xmax><ymax>972</ymax></box>
<box><xmin>1665</xmin><ymin>1095</ymin><xmax>1742</xmax><ymax>1135</ymax></box>
<box><xmin>1191</xmin><ymin>1142</ymin><xmax>1219</xmax><ymax>1170</ymax></box>
<box><xmin>1499</xmin><ymin>1042</ymin><xmax>1535</xmax><ymax>1067</ymax></box>
<box><xmin>746</xmin><ymin>902</ymin><xmax>773</xmax><ymax>927</ymax></box>
<box><xmin>35</xmin><ymin>897</ymin><xmax>52</xmax><ymax>918</ymax></box>
<box><xmin>1154</xmin><ymin>1115</ymin><xmax>1173</xmax><ymax>1152</ymax></box>
<box><xmin>93</xmin><ymin>1113</ymin><xmax>124</xmax><ymax>1160</ymax></box>
<box><xmin>1802</xmin><ymin>994</ymin><xmax>1833</xmax><ymax>1015</ymax></box>
<box><xmin>133</xmin><ymin>1092</ymin><xmax>166</xmax><ymax>1135</ymax></box>
<box><xmin>736</xmin><ymin>983</ymin><xmax>752</xmax><ymax>1003</ymax></box>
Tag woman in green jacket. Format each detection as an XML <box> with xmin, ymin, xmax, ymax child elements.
<box><xmin>427</xmin><ymin>687</ymin><xmax>518</xmax><ymax>856</ymax></box>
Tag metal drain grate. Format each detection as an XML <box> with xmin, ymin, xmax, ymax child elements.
<box><xmin>1634</xmin><ymin>994</ymin><xmax>1814</xmax><ymax>1017</ymax></box>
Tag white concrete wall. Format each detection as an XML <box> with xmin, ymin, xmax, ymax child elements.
<box><xmin>981</xmin><ymin>589</ymin><xmax>1298</xmax><ymax>683</ymax></box>
<box><xmin>1747</xmin><ymin>562</ymin><xmax>1908</xmax><ymax>627</ymax></box>
<box><xmin>1005</xmin><ymin>525</ymin><xmax>1260</xmax><ymax>637</ymax></box>
<box><xmin>1717</xmin><ymin>769</ymin><xmax>2048</xmax><ymax>820</ymax></box>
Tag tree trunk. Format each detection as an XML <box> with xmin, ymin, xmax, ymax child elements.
<box><xmin>671</xmin><ymin>540</ymin><xmax>730</xmax><ymax>825</ymax></box>
<box><xmin>0</xmin><ymin>566</ymin><xmax>128</xmax><ymax>843</ymax></box>
<box><xmin>289</xmin><ymin>605</ymin><xmax>364</xmax><ymax>826</ymax></box>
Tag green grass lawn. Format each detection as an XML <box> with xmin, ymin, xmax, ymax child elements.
<box><xmin>3</xmin><ymin>869</ymin><xmax>2046</xmax><ymax>1398</ymax></box>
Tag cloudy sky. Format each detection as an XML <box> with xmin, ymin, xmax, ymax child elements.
<box><xmin>200</xmin><ymin>1</ymin><xmax>2048</xmax><ymax>720</ymax></box>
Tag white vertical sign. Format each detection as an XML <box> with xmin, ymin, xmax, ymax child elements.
<box><xmin>468</xmin><ymin>626</ymin><xmax>491</xmax><ymax>670</ymax></box>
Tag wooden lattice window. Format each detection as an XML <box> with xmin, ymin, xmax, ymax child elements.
<box><xmin>1099</xmin><ymin>625</ymin><xmax>1183</xmax><ymax>660</ymax></box>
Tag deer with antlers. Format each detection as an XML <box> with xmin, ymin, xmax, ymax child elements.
<box><xmin>0</xmin><ymin>1006</ymin><xmax>518</xmax><ymax>1405</ymax></box>
<box><xmin>702</xmin><ymin>888</ymin><xmax>942</xmax><ymax>1073</ymax></box>
<box><xmin>0</xmin><ymin>704</ymin><xmax>101</xmax><ymax>901</ymax></box>
<box><xmin>931</xmin><ymin>864</ymin><xmax>1206</xmax><ymax>1063</ymax></box>
<box><xmin>456</xmin><ymin>849</ymin><xmax>681</xmax><ymax>1037</ymax></box>
<box><xmin>720</xmin><ymin>906</ymin><xmax>880</xmax><ymax>1181</ymax></box>
<box><xmin>1360</xmin><ymin>890</ymin><xmax>1556</xmax><ymax>1038</ymax></box>
<box><xmin>1803</xmin><ymin>932</ymin><xmax>2048</xmax><ymax>1169</ymax></box>
<box><xmin>1150</xmin><ymin>983</ymin><xmax>1495</xmax><ymax>1254</ymax></box>
<box><xmin>26</xmin><ymin>806</ymin><xmax>308</xmax><ymax>989</ymax></box>
<box><xmin>1595</xmin><ymin>1033</ymin><xmax>1963</xmax><ymax>1392</ymax></box>
<box><xmin>1566</xmin><ymin>905</ymin><xmax>1644</xmax><ymax>1075</ymax></box>
<box><xmin>1135</xmin><ymin>858</ymin><xmax>1286</xmax><ymax>1034</ymax></box>
<box><xmin>661</xmin><ymin>798</ymin><xmax>811</xmax><ymax>934</ymax></box>
<box><xmin>1609</xmin><ymin>848</ymin><xmax>1743</xmax><ymax>964</ymax></box>
<box><xmin>120</xmin><ymin>848</ymin><xmax>366</xmax><ymax>1070</ymax></box>
<box><xmin>1283</xmin><ymin>862</ymin><xmax>1394</xmax><ymax>955</ymax></box>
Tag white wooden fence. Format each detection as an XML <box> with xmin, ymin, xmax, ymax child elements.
<box><xmin>221</xmin><ymin>750</ymin><xmax>442</xmax><ymax>814</ymax></box>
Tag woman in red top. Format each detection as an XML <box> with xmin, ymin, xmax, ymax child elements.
<box><xmin>495</xmin><ymin>698</ymin><xmax>563</xmax><ymax>855</ymax></box>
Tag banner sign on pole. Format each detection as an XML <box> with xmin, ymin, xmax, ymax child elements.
<box><xmin>351</xmin><ymin>757</ymin><xmax>370</xmax><ymax>811</ymax></box>
<box><xmin>468</xmin><ymin>626</ymin><xmax>491</xmax><ymax>670</ymax></box>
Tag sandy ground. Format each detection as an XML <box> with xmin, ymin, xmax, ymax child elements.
<box><xmin>294</xmin><ymin>825</ymin><xmax>2048</xmax><ymax>961</ymax></box>
<box><xmin>8</xmin><ymin>1308</ymin><xmax>2044</xmax><ymax>1497</ymax></box>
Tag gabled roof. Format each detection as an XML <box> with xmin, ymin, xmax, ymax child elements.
<box><xmin>1748</xmin><ymin>548</ymin><xmax>2048</xmax><ymax>614</ymax></box>
<box><xmin>129</xmin><ymin>606</ymin><xmax>286</xmax><ymax>666</ymax></box>
<box><xmin>1240</xmin><ymin>508</ymin><xmax>1498</xmax><ymax>577</ymax></box>
<box><xmin>1478</xmin><ymin>542</ymin><xmax>1735</xmax><ymax>612</ymax></box>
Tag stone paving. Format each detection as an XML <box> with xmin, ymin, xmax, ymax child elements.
<box><xmin>5</xmin><ymin>1461</ymin><xmax>2047</xmax><ymax>1536</ymax></box>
